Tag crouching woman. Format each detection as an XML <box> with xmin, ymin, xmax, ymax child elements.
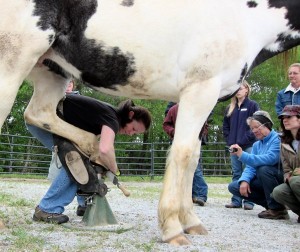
<box><xmin>273</xmin><ymin>105</ymin><xmax>300</xmax><ymax>223</ymax></box>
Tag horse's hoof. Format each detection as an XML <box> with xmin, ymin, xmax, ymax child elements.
<box><xmin>166</xmin><ymin>234</ymin><xmax>191</xmax><ymax>246</ymax></box>
<box><xmin>184</xmin><ymin>224</ymin><xmax>208</xmax><ymax>235</ymax></box>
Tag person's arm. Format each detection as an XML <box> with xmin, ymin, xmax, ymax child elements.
<box><xmin>275</xmin><ymin>91</ymin><xmax>283</xmax><ymax>116</ymax></box>
<box><xmin>281</xmin><ymin>145</ymin><xmax>294</xmax><ymax>182</ymax></box>
<box><xmin>98</xmin><ymin>125</ymin><xmax>118</xmax><ymax>174</ymax></box>
<box><xmin>222</xmin><ymin>114</ymin><xmax>230</xmax><ymax>140</ymax></box>
<box><xmin>163</xmin><ymin>110</ymin><xmax>176</xmax><ymax>139</ymax></box>
<box><xmin>242</xmin><ymin>102</ymin><xmax>260</xmax><ymax>143</ymax></box>
<box><xmin>238</xmin><ymin>139</ymin><xmax>280</xmax><ymax>167</ymax></box>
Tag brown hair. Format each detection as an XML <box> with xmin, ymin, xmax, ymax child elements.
<box><xmin>117</xmin><ymin>100</ymin><xmax>152</xmax><ymax>130</ymax></box>
<box><xmin>280</xmin><ymin>116</ymin><xmax>300</xmax><ymax>143</ymax></box>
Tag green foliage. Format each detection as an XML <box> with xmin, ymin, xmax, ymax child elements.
<box><xmin>2</xmin><ymin>80</ymin><xmax>33</xmax><ymax>135</ymax></box>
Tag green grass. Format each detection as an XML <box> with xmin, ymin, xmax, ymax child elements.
<box><xmin>0</xmin><ymin>192</ymin><xmax>34</xmax><ymax>207</ymax></box>
<box><xmin>11</xmin><ymin>227</ymin><xmax>46</xmax><ymax>251</ymax></box>
<box><xmin>0</xmin><ymin>174</ymin><xmax>47</xmax><ymax>180</ymax></box>
<box><xmin>0</xmin><ymin>173</ymin><xmax>231</xmax><ymax>184</ymax></box>
<box><xmin>117</xmin><ymin>175</ymin><xmax>231</xmax><ymax>184</ymax></box>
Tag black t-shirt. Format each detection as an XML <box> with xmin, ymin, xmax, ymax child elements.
<box><xmin>62</xmin><ymin>94</ymin><xmax>119</xmax><ymax>135</ymax></box>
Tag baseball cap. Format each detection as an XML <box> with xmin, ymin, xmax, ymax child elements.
<box><xmin>278</xmin><ymin>105</ymin><xmax>300</xmax><ymax>119</ymax></box>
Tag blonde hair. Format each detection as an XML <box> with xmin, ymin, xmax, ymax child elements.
<box><xmin>226</xmin><ymin>80</ymin><xmax>251</xmax><ymax>117</ymax></box>
<box><xmin>288</xmin><ymin>63</ymin><xmax>300</xmax><ymax>72</ymax></box>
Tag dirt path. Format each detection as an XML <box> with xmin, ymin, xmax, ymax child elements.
<box><xmin>0</xmin><ymin>180</ymin><xmax>299</xmax><ymax>251</ymax></box>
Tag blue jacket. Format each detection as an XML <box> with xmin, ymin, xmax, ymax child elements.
<box><xmin>238</xmin><ymin>130</ymin><xmax>280</xmax><ymax>183</ymax></box>
<box><xmin>223</xmin><ymin>97</ymin><xmax>259</xmax><ymax>148</ymax></box>
<box><xmin>275</xmin><ymin>88</ymin><xmax>300</xmax><ymax>116</ymax></box>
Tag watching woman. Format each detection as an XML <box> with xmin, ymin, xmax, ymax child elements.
<box><xmin>273</xmin><ymin>105</ymin><xmax>300</xmax><ymax>223</ymax></box>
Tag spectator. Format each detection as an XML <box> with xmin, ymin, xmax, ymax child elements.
<box><xmin>275</xmin><ymin>63</ymin><xmax>300</xmax><ymax>116</ymax></box>
<box><xmin>228</xmin><ymin>111</ymin><xmax>289</xmax><ymax>220</ymax></box>
<box><xmin>223</xmin><ymin>81</ymin><xmax>259</xmax><ymax>210</ymax></box>
<box><xmin>27</xmin><ymin>95</ymin><xmax>152</xmax><ymax>224</ymax></box>
<box><xmin>163</xmin><ymin>103</ymin><xmax>208</xmax><ymax>206</ymax></box>
<box><xmin>273</xmin><ymin>105</ymin><xmax>300</xmax><ymax>223</ymax></box>
<box><xmin>164</xmin><ymin>101</ymin><xmax>176</xmax><ymax>117</ymax></box>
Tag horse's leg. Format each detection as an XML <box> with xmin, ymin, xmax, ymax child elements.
<box><xmin>0</xmin><ymin>28</ymin><xmax>53</xmax><ymax>131</ymax></box>
<box><xmin>158</xmin><ymin>79</ymin><xmax>220</xmax><ymax>245</ymax></box>
<box><xmin>25</xmin><ymin>65</ymin><xmax>98</xmax><ymax>156</ymax></box>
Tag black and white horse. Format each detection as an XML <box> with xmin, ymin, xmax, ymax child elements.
<box><xmin>0</xmin><ymin>0</ymin><xmax>300</xmax><ymax>245</ymax></box>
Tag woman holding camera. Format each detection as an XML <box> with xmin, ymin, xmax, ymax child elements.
<box><xmin>228</xmin><ymin>111</ymin><xmax>289</xmax><ymax>220</ymax></box>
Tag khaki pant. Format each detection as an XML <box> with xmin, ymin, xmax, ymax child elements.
<box><xmin>273</xmin><ymin>176</ymin><xmax>300</xmax><ymax>216</ymax></box>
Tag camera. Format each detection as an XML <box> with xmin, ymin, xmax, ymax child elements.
<box><xmin>225</xmin><ymin>146</ymin><xmax>238</xmax><ymax>153</ymax></box>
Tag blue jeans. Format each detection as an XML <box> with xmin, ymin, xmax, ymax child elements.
<box><xmin>192</xmin><ymin>152</ymin><xmax>208</xmax><ymax>202</ymax></box>
<box><xmin>228</xmin><ymin>165</ymin><xmax>285</xmax><ymax>210</ymax></box>
<box><xmin>27</xmin><ymin>124</ymin><xmax>84</xmax><ymax>213</ymax></box>
<box><xmin>230</xmin><ymin>146</ymin><xmax>253</xmax><ymax>207</ymax></box>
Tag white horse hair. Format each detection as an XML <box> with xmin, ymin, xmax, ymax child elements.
<box><xmin>0</xmin><ymin>0</ymin><xmax>300</xmax><ymax>245</ymax></box>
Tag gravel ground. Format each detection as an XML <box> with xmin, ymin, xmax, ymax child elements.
<box><xmin>0</xmin><ymin>179</ymin><xmax>299</xmax><ymax>251</ymax></box>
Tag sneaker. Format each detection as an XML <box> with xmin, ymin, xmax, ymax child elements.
<box><xmin>192</xmin><ymin>198</ymin><xmax>205</xmax><ymax>206</ymax></box>
<box><xmin>225</xmin><ymin>203</ymin><xmax>242</xmax><ymax>209</ymax></box>
<box><xmin>258</xmin><ymin>209</ymin><xmax>289</xmax><ymax>220</ymax></box>
<box><xmin>33</xmin><ymin>206</ymin><xmax>69</xmax><ymax>224</ymax></box>
<box><xmin>243</xmin><ymin>204</ymin><xmax>254</xmax><ymax>210</ymax></box>
<box><xmin>76</xmin><ymin>205</ymin><xmax>87</xmax><ymax>216</ymax></box>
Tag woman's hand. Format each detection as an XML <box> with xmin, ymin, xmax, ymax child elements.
<box><xmin>239</xmin><ymin>181</ymin><xmax>251</xmax><ymax>197</ymax></box>
<box><xmin>230</xmin><ymin>144</ymin><xmax>243</xmax><ymax>157</ymax></box>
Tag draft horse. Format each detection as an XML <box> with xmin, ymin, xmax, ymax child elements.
<box><xmin>1</xmin><ymin>0</ymin><xmax>300</xmax><ymax>245</ymax></box>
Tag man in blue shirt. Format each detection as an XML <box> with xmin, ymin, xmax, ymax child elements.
<box><xmin>275</xmin><ymin>63</ymin><xmax>300</xmax><ymax>116</ymax></box>
<box><xmin>227</xmin><ymin>111</ymin><xmax>288</xmax><ymax>219</ymax></box>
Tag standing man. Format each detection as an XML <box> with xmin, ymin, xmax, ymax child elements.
<box><xmin>223</xmin><ymin>81</ymin><xmax>259</xmax><ymax>210</ymax></box>
<box><xmin>275</xmin><ymin>63</ymin><xmax>300</xmax><ymax>116</ymax></box>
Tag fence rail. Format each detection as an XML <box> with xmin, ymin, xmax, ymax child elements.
<box><xmin>0</xmin><ymin>134</ymin><xmax>232</xmax><ymax>177</ymax></box>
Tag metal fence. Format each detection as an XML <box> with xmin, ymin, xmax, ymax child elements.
<box><xmin>0</xmin><ymin>134</ymin><xmax>232</xmax><ymax>177</ymax></box>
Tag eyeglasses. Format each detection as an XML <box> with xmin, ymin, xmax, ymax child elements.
<box><xmin>250</xmin><ymin>123</ymin><xmax>266</xmax><ymax>132</ymax></box>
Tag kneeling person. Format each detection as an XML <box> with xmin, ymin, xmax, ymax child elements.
<box><xmin>273</xmin><ymin>105</ymin><xmax>300</xmax><ymax>223</ymax></box>
<box><xmin>227</xmin><ymin>111</ymin><xmax>288</xmax><ymax>219</ymax></box>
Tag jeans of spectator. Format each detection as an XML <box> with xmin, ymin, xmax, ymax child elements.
<box><xmin>192</xmin><ymin>156</ymin><xmax>208</xmax><ymax>202</ymax></box>
<box><xmin>228</xmin><ymin>165</ymin><xmax>285</xmax><ymax>210</ymax></box>
<box><xmin>230</xmin><ymin>146</ymin><xmax>253</xmax><ymax>207</ymax></box>
<box><xmin>26</xmin><ymin>124</ymin><xmax>84</xmax><ymax>213</ymax></box>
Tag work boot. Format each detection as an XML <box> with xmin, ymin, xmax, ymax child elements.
<box><xmin>192</xmin><ymin>198</ymin><xmax>205</xmax><ymax>206</ymax></box>
<box><xmin>76</xmin><ymin>205</ymin><xmax>87</xmax><ymax>216</ymax></box>
<box><xmin>258</xmin><ymin>209</ymin><xmax>289</xmax><ymax>220</ymax></box>
<box><xmin>33</xmin><ymin>206</ymin><xmax>69</xmax><ymax>224</ymax></box>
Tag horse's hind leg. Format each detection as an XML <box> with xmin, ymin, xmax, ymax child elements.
<box><xmin>0</xmin><ymin>1</ymin><xmax>54</xmax><ymax>130</ymax></box>
<box><xmin>25</xmin><ymin>65</ymin><xmax>99</xmax><ymax>156</ymax></box>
